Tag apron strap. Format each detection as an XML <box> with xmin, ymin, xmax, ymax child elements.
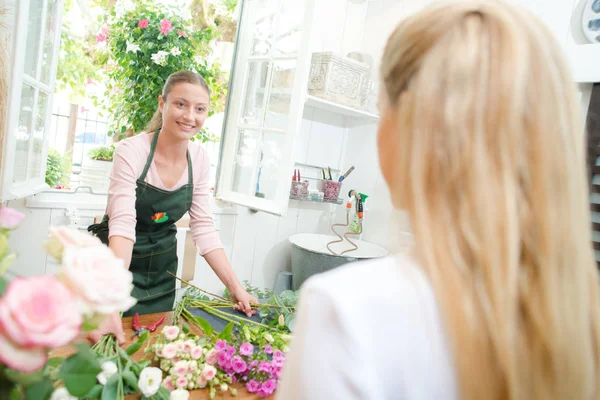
<box><xmin>186</xmin><ymin>150</ymin><xmax>193</xmax><ymax>184</ymax></box>
<box><xmin>140</xmin><ymin>129</ymin><xmax>161</xmax><ymax>181</ymax></box>
<box><xmin>140</xmin><ymin>128</ymin><xmax>194</xmax><ymax>185</ymax></box>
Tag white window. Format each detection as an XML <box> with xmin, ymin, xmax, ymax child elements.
<box><xmin>1</xmin><ymin>0</ymin><xmax>65</xmax><ymax>201</ymax></box>
<box><xmin>216</xmin><ymin>0</ymin><xmax>315</xmax><ymax>216</ymax></box>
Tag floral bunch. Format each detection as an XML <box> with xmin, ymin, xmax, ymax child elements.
<box><xmin>149</xmin><ymin>320</ymin><xmax>290</xmax><ymax>399</ymax></box>
<box><xmin>0</xmin><ymin>207</ymin><xmax>138</xmax><ymax>399</ymax></box>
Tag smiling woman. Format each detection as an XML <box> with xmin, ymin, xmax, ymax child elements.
<box><xmin>86</xmin><ymin>70</ymin><xmax>258</xmax><ymax>345</ymax></box>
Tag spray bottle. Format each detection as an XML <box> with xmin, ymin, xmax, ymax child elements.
<box><xmin>348</xmin><ymin>192</ymin><xmax>368</xmax><ymax>240</ymax></box>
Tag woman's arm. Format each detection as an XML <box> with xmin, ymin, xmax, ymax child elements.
<box><xmin>188</xmin><ymin>147</ymin><xmax>257</xmax><ymax>315</ymax></box>
<box><xmin>203</xmin><ymin>248</ymin><xmax>257</xmax><ymax>316</ymax></box>
<box><xmin>109</xmin><ymin>235</ymin><xmax>134</xmax><ymax>269</ymax></box>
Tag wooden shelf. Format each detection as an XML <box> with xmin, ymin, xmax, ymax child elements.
<box><xmin>304</xmin><ymin>95</ymin><xmax>379</xmax><ymax>123</ymax></box>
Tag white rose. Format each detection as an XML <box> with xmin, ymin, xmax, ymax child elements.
<box><xmin>45</xmin><ymin>226</ymin><xmax>103</xmax><ymax>261</ymax></box>
<box><xmin>50</xmin><ymin>387</ymin><xmax>78</xmax><ymax>400</ymax></box>
<box><xmin>61</xmin><ymin>246</ymin><xmax>137</xmax><ymax>315</ymax></box>
<box><xmin>96</xmin><ymin>361</ymin><xmax>118</xmax><ymax>385</ymax></box>
<box><xmin>170</xmin><ymin>389</ymin><xmax>190</xmax><ymax>400</ymax></box>
<box><xmin>139</xmin><ymin>367</ymin><xmax>163</xmax><ymax>397</ymax></box>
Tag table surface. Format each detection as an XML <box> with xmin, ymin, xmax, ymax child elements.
<box><xmin>50</xmin><ymin>312</ymin><xmax>275</xmax><ymax>400</ymax></box>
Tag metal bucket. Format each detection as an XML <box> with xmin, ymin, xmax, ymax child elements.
<box><xmin>289</xmin><ymin>233</ymin><xmax>387</xmax><ymax>290</ymax></box>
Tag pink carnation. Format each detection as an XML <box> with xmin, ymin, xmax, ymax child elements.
<box><xmin>231</xmin><ymin>355</ymin><xmax>247</xmax><ymax>374</ymax></box>
<box><xmin>263</xmin><ymin>344</ymin><xmax>273</xmax><ymax>354</ymax></box>
<box><xmin>138</xmin><ymin>19</ymin><xmax>149</xmax><ymax>28</ymax></box>
<box><xmin>273</xmin><ymin>349</ymin><xmax>284</xmax><ymax>360</ymax></box>
<box><xmin>215</xmin><ymin>339</ymin><xmax>227</xmax><ymax>351</ymax></box>
<box><xmin>246</xmin><ymin>380</ymin><xmax>260</xmax><ymax>393</ymax></box>
<box><xmin>159</xmin><ymin>19</ymin><xmax>173</xmax><ymax>35</ymax></box>
<box><xmin>239</xmin><ymin>342</ymin><xmax>254</xmax><ymax>356</ymax></box>
<box><xmin>260</xmin><ymin>379</ymin><xmax>277</xmax><ymax>396</ymax></box>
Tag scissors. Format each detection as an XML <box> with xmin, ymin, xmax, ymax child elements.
<box><xmin>131</xmin><ymin>312</ymin><xmax>165</xmax><ymax>339</ymax></box>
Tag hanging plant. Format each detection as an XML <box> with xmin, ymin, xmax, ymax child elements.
<box><xmin>98</xmin><ymin>0</ymin><xmax>228</xmax><ymax>141</ymax></box>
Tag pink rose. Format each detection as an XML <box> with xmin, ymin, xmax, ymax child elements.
<box><xmin>0</xmin><ymin>207</ymin><xmax>25</xmax><ymax>229</ymax></box>
<box><xmin>162</xmin><ymin>343</ymin><xmax>177</xmax><ymax>359</ymax></box>
<box><xmin>162</xmin><ymin>377</ymin><xmax>175</xmax><ymax>391</ymax></box>
<box><xmin>175</xmin><ymin>376</ymin><xmax>188</xmax><ymax>388</ymax></box>
<box><xmin>202</xmin><ymin>365</ymin><xmax>216</xmax><ymax>380</ymax></box>
<box><xmin>138</xmin><ymin>19</ymin><xmax>149</xmax><ymax>28</ymax></box>
<box><xmin>61</xmin><ymin>246</ymin><xmax>137</xmax><ymax>315</ymax></box>
<box><xmin>196</xmin><ymin>376</ymin><xmax>207</xmax><ymax>388</ymax></box>
<box><xmin>0</xmin><ymin>276</ymin><xmax>81</xmax><ymax>372</ymax></box>
<box><xmin>190</xmin><ymin>346</ymin><xmax>203</xmax><ymax>360</ymax></box>
<box><xmin>173</xmin><ymin>360</ymin><xmax>189</xmax><ymax>377</ymax></box>
<box><xmin>205</xmin><ymin>348</ymin><xmax>218</xmax><ymax>364</ymax></box>
<box><xmin>45</xmin><ymin>226</ymin><xmax>103</xmax><ymax>261</ymax></box>
<box><xmin>162</xmin><ymin>325</ymin><xmax>179</xmax><ymax>340</ymax></box>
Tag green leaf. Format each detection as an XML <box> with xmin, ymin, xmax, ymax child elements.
<box><xmin>24</xmin><ymin>378</ymin><xmax>54</xmax><ymax>400</ymax></box>
<box><xmin>81</xmin><ymin>319</ymin><xmax>98</xmax><ymax>332</ymax></box>
<box><xmin>100</xmin><ymin>373</ymin><xmax>119</xmax><ymax>400</ymax></box>
<box><xmin>131</xmin><ymin>359</ymin><xmax>152</xmax><ymax>376</ymax></box>
<box><xmin>60</xmin><ymin>344</ymin><xmax>102</xmax><ymax>396</ymax></box>
<box><xmin>193</xmin><ymin>315</ymin><xmax>214</xmax><ymax>336</ymax></box>
<box><xmin>181</xmin><ymin>322</ymin><xmax>190</xmax><ymax>334</ymax></box>
<box><xmin>217</xmin><ymin>322</ymin><xmax>234</xmax><ymax>341</ymax></box>
<box><xmin>46</xmin><ymin>357</ymin><xmax>64</xmax><ymax>369</ymax></box>
<box><xmin>4</xmin><ymin>368</ymin><xmax>45</xmax><ymax>386</ymax></box>
<box><xmin>0</xmin><ymin>277</ymin><xmax>7</xmax><ymax>295</ymax></box>
<box><xmin>83</xmin><ymin>384</ymin><xmax>103</xmax><ymax>399</ymax></box>
<box><xmin>121</xmin><ymin>369</ymin><xmax>139</xmax><ymax>392</ymax></box>
<box><xmin>125</xmin><ymin>342</ymin><xmax>141</xmax><ymax>356</ymax></box>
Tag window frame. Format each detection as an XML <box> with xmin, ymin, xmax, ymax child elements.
<box><xmin>215</xmin><ymin>0</ymin><xmax>315</xmax><ymax>216</ymax></box>
<box><xmin>1</xmin><ymin>0</ymin><xmax>65</xmax><ymax>201</ymax></box>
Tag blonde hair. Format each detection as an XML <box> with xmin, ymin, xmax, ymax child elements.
<box><xmin>380</xmin><ymin>1</ymin><xmax>600</xmax><ymax>399</ymax></box>
<box><xmin>145</xmin><ymin>70</ymin><xmax>210</xmax><ymax>133</ymax></box>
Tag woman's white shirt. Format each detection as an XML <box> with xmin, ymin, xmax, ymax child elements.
<box><xmin>276</xmin><ymin>255</ymin><xmax>458</xmax><ymax>400</ymax></box>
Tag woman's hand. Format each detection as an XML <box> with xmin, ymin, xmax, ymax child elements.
<box><xmin>87</xmin><ymin>312</ymin><xmax>126</xmax><ymax>345</ymax></box>
<box><xmin>231</xmin><ymin>286</ymin><xmax>258</xmax><ymax>317</ymax></box>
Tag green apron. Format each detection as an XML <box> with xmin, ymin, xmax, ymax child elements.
<box><xmin>88</xmin><ymin>129</ymin><xmax>193</xmax><ymax>316</ymax></box>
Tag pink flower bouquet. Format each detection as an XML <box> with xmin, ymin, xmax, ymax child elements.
<box><xmin>0</xmin><ymin>207</ymin><xmax>139</xmax><ymax>399</ymax></box>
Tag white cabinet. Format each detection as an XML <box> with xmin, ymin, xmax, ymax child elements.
<box><xmin>216</xmin><ymin>0</ymin><xmax>379</xmax><ymax>216</ymax></box>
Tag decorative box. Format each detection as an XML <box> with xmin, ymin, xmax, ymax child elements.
<box><xmin>307</xmin><ymin>52</ymin><xmax>369</xmax><ymax>109</ymax></box>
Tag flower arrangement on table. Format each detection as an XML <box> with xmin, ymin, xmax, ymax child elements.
<box><xmin>143</xmin><ymin>283</ymin><xmax>297</xmax><ymax>398</ymax></box>
<box><xmin>0</xmin><ymin>207</ymin><xmax>170</xmax><ymax>400</ymax></box>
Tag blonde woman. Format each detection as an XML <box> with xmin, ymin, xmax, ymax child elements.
<box><xmin>277</xmin><ymin>1</ymin><xmax>600</xmax><ymax>399</ymax></box>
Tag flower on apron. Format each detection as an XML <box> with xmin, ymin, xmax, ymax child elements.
<box><xmin>151</xmin><ymin>212</ymin><xmax>169</xmax><ymax>223</ymax></box>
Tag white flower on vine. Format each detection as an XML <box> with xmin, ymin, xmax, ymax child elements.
<box><xmin>126</xmin><ymin>41</ymin><xmax>141</xmax><ymax>54</ymax></box>
<box><xmin>151</xmin><ymin>51</ymin><xmax>169</xmax><ymax>66</ymax></box>
<box><xmin>170</xmin><ymin>47</ymin><xmax>181</xmax><ymax>56</ymax></box>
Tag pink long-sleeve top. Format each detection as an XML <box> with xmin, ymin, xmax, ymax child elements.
<box><xmin>107</xmin><ymin>132</ymin><xmax>223</xmax><ymax>256</ymax></box>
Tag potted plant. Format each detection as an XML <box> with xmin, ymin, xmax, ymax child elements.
<box><xmin>79</xmin><ymin>145</ymin><xmax>116</xmax><ymax>193</ymax></box>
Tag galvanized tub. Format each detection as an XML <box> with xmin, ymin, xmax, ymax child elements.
<box><xmin>289</xmin><ymin>233</ymin><xmax>388</xmax><ymax>290</ymax></box>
